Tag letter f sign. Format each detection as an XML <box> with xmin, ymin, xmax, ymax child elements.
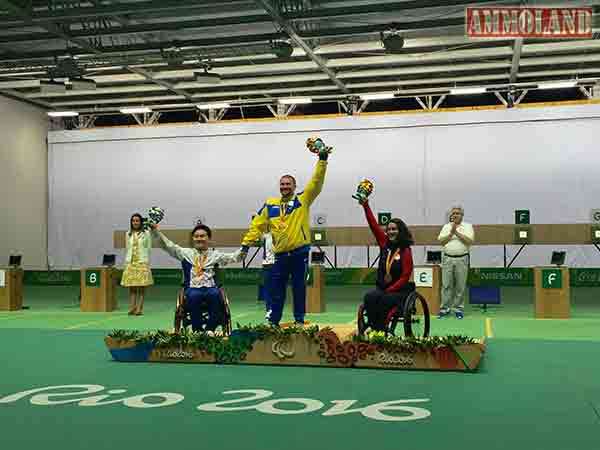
<box><xmin>542</xmin><ymin>269</ymin><xmax>562</xmax><ymax>289</ymax></box>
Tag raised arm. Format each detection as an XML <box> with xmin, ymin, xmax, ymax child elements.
<box><xmin>241</xmin><ymin>205</ymin><xmax>269</xmax><ymax>249</ymax></box>
<box><xmin>362</xmin><ymin>201</ymin><xmax>387</xmax><ymax>248</ymax></box>
<box><xmin>385</xmin><ymin>247</ymin><xmax>414</xmax><ymax>293</ymax></box>
<box><xmin>151</xmin><ymin>229</ymin><xmax>186</xmax><ymax>261</ymax></box>
<box><xmin>215</xmin><ymin>248</ymin><xmax>244</xmax><ymax>267</ymax></box>
<box><xmin>300</xmin><ymin>158</ymin><xmax>328</xmax><ymax>206</ymax></box>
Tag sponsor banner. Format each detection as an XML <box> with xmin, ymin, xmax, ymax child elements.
<box><xmin>23</xmin><ymin>271</ymin><xmax>80</xmax><ymax>286</ymax></box>
<box><xmin>23</xmin><ymin>268</ymin><xmax>600</xmax><ymax>287</ymax></box>
<box><xmin>468</xmin><ymin>268</ymin><xmax>533</xmax><ymax>287</ymax></box>
<box><xmin>466</xmin><ymin>7</ymin><xmax>592</xmax><ymax>39</ymax></box>
<box><xmin>569</xmin><ymin>269</ymin><xmax>600</xmax><ymax>287</ymax></box>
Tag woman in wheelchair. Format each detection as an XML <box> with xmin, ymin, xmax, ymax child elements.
<box><xmin>358</xmin><ymin>197</ymin><xmax>414</xmax><ymax>333</ymax></box>
<box><xmin>150</xmin><ymin>223</ymin><xmax>243</xmax><ymax>332</ymax></box>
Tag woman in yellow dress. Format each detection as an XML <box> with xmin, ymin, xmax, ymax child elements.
<box><xmin>121</xmin><ymin>213</ymin><xmax>154</xmax><ymax>315</ymax></box>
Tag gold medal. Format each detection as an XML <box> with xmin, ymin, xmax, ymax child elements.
<box><xmin>193</xmin><ymin>253</ymin><xmax>208</xmax><ymax>278</ymax></box>
<box><xmin>384</xmin><ymin>274</ymin><xmax>392</xmax><ymax>284</ymax></box>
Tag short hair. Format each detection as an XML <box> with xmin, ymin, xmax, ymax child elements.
<box><xmin>448</xmin><ymin>205</ymin><xmax>464</xmax><ymax>220</ymax></box>
<box><xmin>191</xmin><ymin>223</ymin><xmax>212</xmax><ymax>239</ymax></box>
<box><xmin>280</xmin><ymin>174</ymin><xmax>297</xmax><ymax>185</ymax></box>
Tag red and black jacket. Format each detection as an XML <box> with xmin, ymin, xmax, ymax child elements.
<box><xmin>363</xmin><ymin>203</ymin><xmax>413</xmax><ymax>293</ymax></box>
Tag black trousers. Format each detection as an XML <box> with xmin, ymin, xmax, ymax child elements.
<box><xmin>363</xmin><ymin>288</ymin><xmax>411</xmax><ymax>331</ymax></box>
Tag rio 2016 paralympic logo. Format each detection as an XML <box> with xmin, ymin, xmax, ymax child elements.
<box><xmin>0</xmin><ymin>384</ymin><xmax>431</xmax><ymax>422</ymax></box>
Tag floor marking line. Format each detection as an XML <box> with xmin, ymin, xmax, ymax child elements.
<box><xmin>485</xmin><ymin>317</ymin><xmax>494</xmax><ymax>338</ymax></box>
<box><xmin>64</xmin><ymin>315</ymin><xmax>126</xmax><ymax>330</ymax></box>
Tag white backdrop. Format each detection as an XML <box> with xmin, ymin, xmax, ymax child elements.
<box><xmin>48</xmin><ymin>104</ymin><xmax>600</xmax><ymax>269</ymax></box>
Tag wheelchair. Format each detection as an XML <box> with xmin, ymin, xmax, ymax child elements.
<box><xmin>357</xmin><ymin>290</ymin><xmax>431</xmax><ymax>338</ymax></box>
<box><xmin>173</xmin><ymin>267</ymin><xmax>232</xmax><ymax>335</ymax></box>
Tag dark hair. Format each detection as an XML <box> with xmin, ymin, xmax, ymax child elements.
<box><xmin>280</xmin><ymin>174</ymin><xmax>297</xmax><ymax>185</ymax></box>
<box><xmin>192</xmin><ymin>223</ymin><xmax>212</xmax><ymax>239</ymax></box>
<box><xmin>129</xmin><ymin>213</ymin><xmax>144</xmax><ymax>234</ymax></box>
<box><xmin>387</xmin><ymin>218</ymin><xmax>414</xmax><ymax>248</ymax></box>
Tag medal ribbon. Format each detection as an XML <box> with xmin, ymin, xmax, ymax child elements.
<box><xmin>385</xmin><ymin>248</ymin><xmax>401</xmax><ymax>282</ymax></box>
<box><xmin>193</xmin><ymin>253</ymin><xmax>208</xmax><ymax>278</ymax></box>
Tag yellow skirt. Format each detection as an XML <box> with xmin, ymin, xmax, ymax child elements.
<box><xmin>121</xmin><ymin>262</ymin><xmax>154</xmax><ymax>287</ymax></box>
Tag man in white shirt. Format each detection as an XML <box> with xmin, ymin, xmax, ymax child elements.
<box><xmin>437</xmin><ymin>206</ymin><xmax>475</xmax><ymax>319</ymax></box>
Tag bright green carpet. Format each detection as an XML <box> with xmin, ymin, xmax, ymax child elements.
<box><xmin>0</xmin><ymin>285</ymin><xmax>599</xmax><ymax>450</ymax></box>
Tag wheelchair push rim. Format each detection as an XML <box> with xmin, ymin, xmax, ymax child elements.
<box><xmin>403</xmin><ymin>291</ymin><xmax>431</xmax><ymax>338</ymax></box>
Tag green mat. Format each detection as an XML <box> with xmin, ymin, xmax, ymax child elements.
<box><xmin>1</xmin><ymin>285</ymin><xmax>600</xmax><ymax>450</ymax></box>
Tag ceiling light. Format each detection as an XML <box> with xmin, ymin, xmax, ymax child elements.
<box><xmin>278</xmin><ymin>97</ymin><xmax>312</xmax><ymax>105</ymax></box>
<box><xmin>47</xmin><ymin>111</ymin><xmax>79</xmax><ymax>117</ymax></box>
<box><xmin>196</xmin><ymin>102</ymin><xmax>230</xmax><ymax>110</ymax></box>
<box><xmin>537</xmin><ymin>81</ymin><xmax>577</xmax><ymax>89</ymax></box>
<box><xmin>359</xmin><ymin>92</ymin><xmax>396</xmax><ymax>100</ymax></box>
<box><xmin>450</xmin><ymin>87</ymin><xmax>487</xmax><ymax>95</ymax></box>
<box><xmin>120</xmin><ymin>107</ymin><xmax>152</xmax><ymax>114</ymax></box>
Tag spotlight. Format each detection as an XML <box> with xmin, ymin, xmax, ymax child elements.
<box><xmin>271</xmin><ymin>40</ymin><xmax>294</xmax><ymax>58</ymax></box>
<box><xmin>381</xmin><ymin>30</ymin><xmax>405</xmax><ymax>54</ymax></box>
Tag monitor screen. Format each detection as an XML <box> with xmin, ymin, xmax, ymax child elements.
<box><xmin>102</xmin><ymin>254</ymin><xmax>116</xmax><ymax>266</ymax></box>
<box><xmin>426</xmin><ymin>251</ymin><xmax>442</xmax><ymax>264</ymax></box>
<box><xmin>8</xmin><ymin>255</ymin><xmax>22</xmax><ymax>267</ymax></box>
<box><xmin>551</xmin><ymin>251</ymin><xmax>566</xmax><ymax>266</ymax></box>
<box><xmin>310</xmin><ymin>251</ymin><xmax>325</xmax><ymax>265</ymax></box>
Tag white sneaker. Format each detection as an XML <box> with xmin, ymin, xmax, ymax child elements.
<box><xmin>265</xmin><ymin>309</ymin><xmax>272</xmax><ymax>321</ymax></box>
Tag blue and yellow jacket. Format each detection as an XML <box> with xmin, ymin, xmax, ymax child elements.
<box><xmin>242</xmin><ymin>160</ymin><xmax>328</xmax><ymax>254</ymax></box>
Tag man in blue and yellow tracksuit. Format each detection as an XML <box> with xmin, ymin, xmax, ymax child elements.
<box><xmin>241</xmin><ymin>148</ymin><xmax>329</xmax><ymax>326</ymax></box>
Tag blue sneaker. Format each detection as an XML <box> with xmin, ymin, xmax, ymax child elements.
<box><xmin>438</xmin><ymin>309</ymin><xmax>450</xmax><ymax>318</ymax></box>
<box><xmin>455</xmin><ymin>311</ymin><xmax>464</xmax><ymax>319</ymax></box>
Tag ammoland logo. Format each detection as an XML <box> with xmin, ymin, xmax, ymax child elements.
<box><xmin>466</xmin><ymin>7</ymin><xmax>592</xmax><ymax>39</ymax></box>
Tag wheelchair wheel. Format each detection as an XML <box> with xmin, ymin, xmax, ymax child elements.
<box><xmin>357</xmin><ymin>304</ymin><xmax>368</xmax><ymax>336</ymax></box>
<box><xmin>403</xmin><ymin>292</ymin><xmax>431</xmax><ymax>338</ymax></box>
<box><xmin>221</xmin><ymin>290</ymin><xmax>232</xmax><ymax>336</ymax></box>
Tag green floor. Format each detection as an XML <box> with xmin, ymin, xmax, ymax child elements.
<box><xmin>1</xmin><ymin>285</ymin><xmax>599</xmax><ymax>449</ymax></box>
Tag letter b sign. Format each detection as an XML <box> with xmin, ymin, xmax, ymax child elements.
<box><xmin>86</xmin><ymin>270</ymin><xmax>101</xmax><ymax>287</ymax></box>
